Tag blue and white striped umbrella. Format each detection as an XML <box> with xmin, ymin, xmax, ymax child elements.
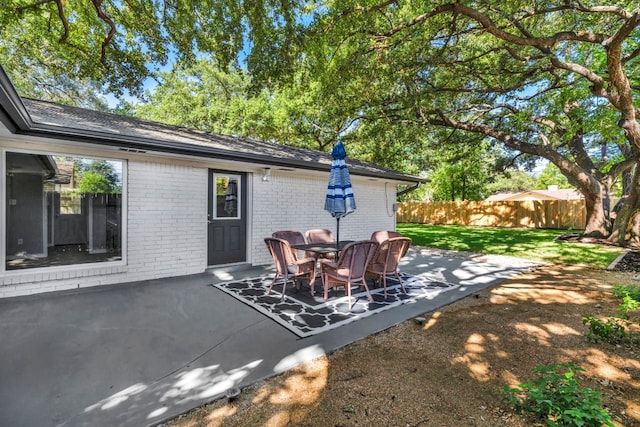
<box><xmin>324</xmin><ymin>142</ymin><xmax>356</xmax><ymax>245</ymax></box>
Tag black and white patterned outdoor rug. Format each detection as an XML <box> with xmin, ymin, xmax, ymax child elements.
<box><xmin>211</xmin><ymin>273</ymin><xmax>459</xmax><ymax>338</ymax></box>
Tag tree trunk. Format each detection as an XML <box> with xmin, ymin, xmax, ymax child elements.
<box><xmin>582</xmin><ymin>187</ymin><xmax>610</xmax><ymax>237</ymax></box>
<box><xmin>548</xmin><ymin>158</ymin><xmax>611</xmax><ymax>237</ymax></box>
<box><xmin>622</xmin><ymin>167</ymin><xmax>634</xmax><ymax>196</ymax></box>
<box><xmin>610</xmin><ymin>164</ymin><xmax>640</xmax><ymax>247</ymax></box>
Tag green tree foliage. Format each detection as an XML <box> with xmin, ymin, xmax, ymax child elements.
<box><xmin>76</xmin><ymin>172</ymin><xmax>114</xmax><ymax>194</ymax></box>
<box><xmin>429</xmin><ymin>163</ymin><xmax>485</xmax><ymax>201</ymax></box>
<box><xmin>426</xmin><ymin>138</ymin><xmax>502</xmax><ymax>201</ymax></box>
<box><xmin>75</xmin><ymin>160</ymin><xmax>120</xmax><ymax>194</ymax></box>
<box><xmin>485</xmin><ymin>170</ymin><xmax>537</xmax><ymax>195</ymax></box>
<box><xmin>132</xmin><ymin>61</ymin><xmax>263</xmax><ymax>135</ymax></box>
<box><xmin>536</xmin><ymin>163</ymin><xmax>572</xmax><ymax>190</ymax></box>
<box><xmin>129</xmin><ymin>59</ymin><xmax>350</xmax><ymax>152</ymax></box>
<box><xmin>0</xmin><ymin>0</ymin><xmax>306</xmax><ymax>97</ymax></box>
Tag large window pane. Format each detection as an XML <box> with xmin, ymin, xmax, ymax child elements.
<box><xmin>6</xmin><ymin>152</ymin><xmax>123</xmax><ymax>270</ymax></box>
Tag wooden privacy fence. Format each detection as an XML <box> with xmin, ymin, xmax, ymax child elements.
<box><xmin>397</xmin><ymin>200</ymin><xmax>586</xmax><ymax>229</ymax></box>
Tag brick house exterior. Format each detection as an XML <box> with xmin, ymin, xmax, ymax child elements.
<box><xmin>0</xmin><ymin>66</ymin><xmax>422</xmax><ymax>298</ymax></box>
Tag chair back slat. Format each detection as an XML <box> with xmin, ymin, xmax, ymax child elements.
<box><xmin>383</xmin><ymin>237</ymin><xmax>412</xmax><ymax>271</ymax></box>
<box><xmin>264</xmin><ymin>238</ymin><xmax>295</xmax><ymax>274</ymax></box>
<box><xmin>338</xmin><ymin>240</ymin><xmax>377</xmax><ymax>278</ymax></box>
<box><xmin>272</xmin><ymin>230</ymin><xmax>305</xmax><ymax>246</ymax></box>
<box><xmin>272</xmin><ymin>231</ymin><xmax>306</xmax><ymax>261</ymax></box>
<box><xmin>370</xmin><ymin>230</ymin><xmax>402</xmax><ymax>243</ymax></box>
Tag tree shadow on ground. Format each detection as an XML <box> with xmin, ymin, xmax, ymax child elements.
<box><xmin>166</xmin><ymin>265</ymin><xmax>640</xmax><ymax>427</ymax></box>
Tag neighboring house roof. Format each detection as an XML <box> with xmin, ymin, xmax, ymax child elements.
<box><xmin>486</xmin><ymin>188</ymin><xmax>583</xmax><ymax>201</ymax></box>
<box><xmin>485</xmin><ymin>191</ymin><xmax>520</xmax><ymax>201</ymax></box>
<box><xmin>47</xmin><ymin>159</ymin><xmax>73</xmax><ymax>185</ymax></box>
<box><xmin>0</xmin><ymin>66</ymin><xmax>422</xmax><ymax>185</ymax></box>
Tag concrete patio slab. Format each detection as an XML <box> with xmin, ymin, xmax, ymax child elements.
<box><xmin>0</xmin><ymin>248</ymin><xmax>538</xmax><ymax>426</ymax></box>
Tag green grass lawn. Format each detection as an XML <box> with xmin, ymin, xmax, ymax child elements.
<box><xmin>397</xmin><ymin>223</ymin><xmax>624</xmax><ymax>269</ymax></box>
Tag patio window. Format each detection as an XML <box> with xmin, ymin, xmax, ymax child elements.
<box><xmin>5</xmin><ymin>151</ymin><xmax>124</xmax><ymax>270</ymax></box>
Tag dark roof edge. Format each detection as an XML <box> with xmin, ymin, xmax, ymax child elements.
<box><xmin>27</xmin><ymin>123</ymin><xmax>423</xmax><ymax>182</ymax></box>
<box><xmin>0</xmin><ymin>65</ymin><xmax>33</xmax><ymax>132</ymax></box>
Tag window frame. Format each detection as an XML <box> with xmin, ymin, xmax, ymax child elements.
<box><xmin>212</xmin><ymin>172</ymin><xmax>242</xmax><ymax>220</ymax></box>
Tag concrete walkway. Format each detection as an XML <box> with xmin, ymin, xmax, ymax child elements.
<box><xmin>0</xmin><ymin>248</ymin><xmax>537</xmax><ymax>426</ymax></box>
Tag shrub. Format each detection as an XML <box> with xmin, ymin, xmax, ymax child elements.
<box><xmin>582</xmin><ymin>315</ymin><xmax>633</xmax><ymax>345</ymax></box>
<box><xmin>583</xmin><ymin>283</ymin><xmax>640</xmax><ymax>345</ymax></box>
<box><xmin>612</xmin><ymin>284</ymin><xmax>640</xmax><ymax>317</ymax></box>
<box><xmin>503</xmin><ymin>363</ymin><xmax>614</xmax><ymax>427</ymax></box>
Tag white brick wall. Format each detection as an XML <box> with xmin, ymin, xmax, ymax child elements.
<box><xmin>251</xmin><ymin>171</ymin><xmax>396</xmax><ymax>266</ymax></box>
<box><xmin>1</xmin><ymin>147</ymin><xmax>399</xmax><ymax>298</ymax></box>
<box><xmin>125</xmin><ymin>160</ymin><xmax>207</xmax><ymax>280</ymax></box>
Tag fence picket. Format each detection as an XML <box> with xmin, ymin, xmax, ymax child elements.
<box><xmin>397</xmin><ymin>200</ymin><xmax>585</xmax><ymax>229</ymax></box>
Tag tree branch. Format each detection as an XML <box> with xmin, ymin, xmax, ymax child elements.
<box><xmin>17</xmin><ymin>0</ymin><xmax>117</xmax><ymax>64</ymax></box>
<box><xmin>548</xmin><ymin>57</ymin><xmax>607</xmax><ymax>95</ymax></box>
<box><xmin>89</xmin><ymin>0</ymin><xmax>117</xmax><ymax>64</ymax></box>
<box><xmin>607</xmin><ymin>156</ymin><xmax>638</xmax><ymax>180</ymax></box>
<box><xmin>572</xmin><ymin>1</ymin><xmax>634</xmax><ymax>19</ymax></box>
<box><xmin>425</xmin><ymin>109</ymin><xmax>599</xmax><ymax>190</ymax></box>
<box><xmin>623</xmin><ymin>45</ymin><xmax>640</xmax><ymax>64</ymax></box>
<box><xmin>377</xmin><ymin>3</ymin><xmax>608</xmax><ymax>47</ymax></box>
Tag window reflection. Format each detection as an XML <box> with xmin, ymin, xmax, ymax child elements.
<box><xmin>214</xmin><ymin>174</ymin><xmax>240</xmax><ymax>219</ymax></box>
<box><xmin>6</xmin><ymin>152</ymin><xmax>123</xmax><ymax>270</ymax></box>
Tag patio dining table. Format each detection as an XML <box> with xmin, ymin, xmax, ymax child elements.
<box><xmin>291</xmin><ymin>240</ymin><xmax>354</xmax><ymax>258</ymax></box>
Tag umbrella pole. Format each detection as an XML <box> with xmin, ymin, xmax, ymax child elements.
<box><xmin>336</xmin><ymin>217</ymin><xmax>340</xmax><ymax>249</ymax></box>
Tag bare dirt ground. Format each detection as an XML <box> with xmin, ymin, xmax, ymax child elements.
<box><xmin>164</xmin><ymin>261</ymin><xmax>640</xmax><ymax>427</ymax></box>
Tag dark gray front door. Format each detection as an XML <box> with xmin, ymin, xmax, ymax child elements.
<box><xmin>208</xmin><ymin>170</ymin><xmax>247</xmax><ymax>265</ymax></box>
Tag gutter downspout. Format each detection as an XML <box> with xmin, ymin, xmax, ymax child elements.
<box><xmin>397</xmin><ymin>182</ymin><xmax>421</xmax><ymax>197</ymax></box>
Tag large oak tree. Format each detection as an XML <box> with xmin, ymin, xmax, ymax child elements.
<box><xmin>300</xmin><ymin>1</ymin><xmax>640</xmax><ymax>243</ymax></box>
